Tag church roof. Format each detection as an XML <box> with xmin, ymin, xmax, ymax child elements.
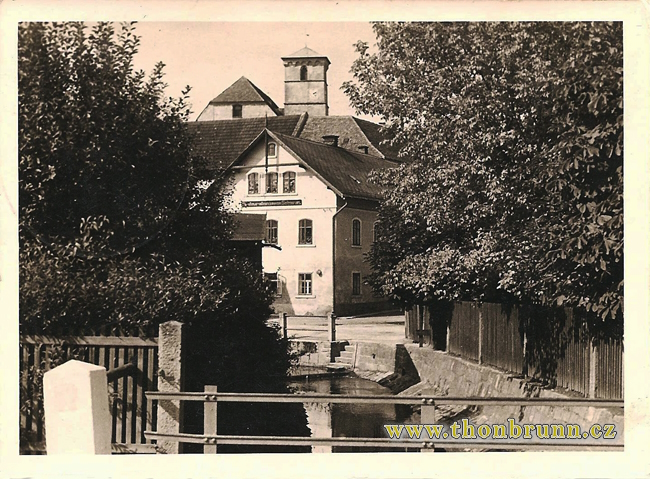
<box><xmin>281</xmin><ymin>46</ymin><xmax>330</xmax><ymax>63</ymax></box>
<box><xmin>187</xmin><ymin>113</ymin><xmax>402</xmax><ymax>189</ymax></box>
<box><xmin>209</xmin><ymin>76</ymin><xmax>281</xmax><ymax>114</ymax></box>
<box><xmin>187</xmin><ymin>115</ymin><xmax>305</xmax><ymax>176</ymax></box>
<box><xmin>298</xmin><ymin>116</ymin><xmax>402</xmax><ymax>160</ymax></box>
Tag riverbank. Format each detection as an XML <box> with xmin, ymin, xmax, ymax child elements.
<box><xmin>289</xmin><ymin>339</ymin><xmax>624</xmax><ymax>449</ymax></box>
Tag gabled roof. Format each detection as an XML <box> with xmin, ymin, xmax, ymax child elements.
<box><xmin>209</xmin><ymin>76</ymin><xmax>281</xmax><ymax>115</ymax></box>
<box><xmin>297</xmin><ymin>116</ymin><xmax>402</xmax><ymax>160</ymax></box>
<box><xmin>281</xmin><ymin>47</ymin><xmax>330</xmax><ymax>63</ymax></box>
<box><xmin>187</xmin><ymin>115</ymin><xmax>304</xmax><ymax>176</ymax></box>
<box><xmin>233</xmin><ymin>130</ymin><xmax>398</xmax><ymax>201</ymax></box>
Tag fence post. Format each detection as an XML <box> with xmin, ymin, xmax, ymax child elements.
<box><xmin>404</xmin><ymin>308</ymin><xmax>410</xmax><ymax>340</ymax></box>
<box><xmin>281</xmin><ymin>312</ymin><xmax>288</xmax><ymax>340</ymax></box>
<box><xmin>328</xmin><ymin>313</ymin><xmax>336</xmax><ymax>342</ymax></box>
<box><xmin>446</xmin><ymin>315</ymin><xmax>451</xmax><ymax>352</ymax></box>
<box><xmin>157</xmin><ymin>320</ymin><xmax>186</xmax><ymax>454</ymax></box>
<box><xmin>43</xmin><ymin>360</ymin><xmax>112</xmax><ymax>454</ymax></box>
<box><xmin>589</xmin><ymin>340</ymin><xmax>598</xmax><ymax>398</ymax></box>
<box><xmin>478</xmin><ymin>307</ymin><xmax>483</xmax><ymax>365</ymax></box>
<box><xmin>420</xmin><ymin>399</ymin><xmax>436</xmax><ymax>453</ymax></box>
<box><xmin>204</xmin><ymin>385</ymin><xmax>218</xmax><ymax>454</ymax></box>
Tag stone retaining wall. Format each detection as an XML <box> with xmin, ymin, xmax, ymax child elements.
<box><xmin>405</xmin><ymin>344</ymin><xmax>623</xmax><ymax>444</ymax></box>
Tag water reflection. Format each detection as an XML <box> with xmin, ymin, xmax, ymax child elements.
<box><xmin>287</xmin><ymin>376</ymin><xmax>414</xmax><ymax>453</ymax></box>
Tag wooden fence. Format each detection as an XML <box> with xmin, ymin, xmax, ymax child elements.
<box><xmin>447</xmin><ymin>302</ymin><xmax>480</xmax><ymax>362</ymax></box>
<box><xmin>481</xmin><ymin>303</ymin><xmax>524</xmax><ymax>374</ymax></box>
<box><xmin>595</xmin><ymin>337</ymin><xmax>624</xmax><ymax>399</ymax></box>
<box><xmin>20</xmin><ymin>333</ymin><xmax>159</xmax><ymax>454</ymax></box>
<box><xmin>405</xmin><ymin>302</ymin><xmax>623</xmax><ymax>400</ymax></box>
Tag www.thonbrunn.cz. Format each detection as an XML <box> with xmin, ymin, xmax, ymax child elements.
<box><xmin>383</xmin><ymin>419</ymin><xmax>618</xmax><ymax>441</ymax></box>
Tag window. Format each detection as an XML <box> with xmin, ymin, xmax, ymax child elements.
<box><xmin>267</xmin><ymin>142</ymin><xmax>277</xmax><ymax>157</ymax></box>
<box><xmin>265</xmin><ymin>273</ymin><xmax>282</xmax><ymax>297</ymax></box>
<box><xmin>266</xmin><ymin>172</ymin><xmax>278</xmax><ymax>193</ymax></box>
<box><xmin>298</xmin><ymin>273</ymin><xmax>312</xmax><ymax>295</ymax></box>
<box><xmin>248</xmin><ymin>173</ymin><xmax>259</xmax><ymax>194</ymax></box>
<box><xmin>373</xmin><ymin>221</ymin><xmax>379</xmax><ymax>243</ymax></box>
<box><xmin>352</xmin><ymin>219</ymin><xmax>361</xmax><ymax>246</ymax></box>
<box><xmin>232</xmin><ymin>104</ymin><xmax>242</xmax><ymax>118</ymax></box>
<box><xmin>283</xmin><ymin>171</ymin><xmax>296</xmax><ymax>193</ymax></box>
<box><xmin>265</xmin><ymin>220</ymin><xmax>278</xmax><ymax>244</ymax></box>
<box><xmin>300</xmin><ymin>65</ymin><xmax>308</xmax><ymax>81</ymax></box>
<box><xmin>298</xmin><ymin>219</ymin><xmax>313</xmax><ymax>245</ymax></box>
<box><xmin>352</xmin><ymin>272</ymin><xmax>362</xmax><ymax>296</ymax></box>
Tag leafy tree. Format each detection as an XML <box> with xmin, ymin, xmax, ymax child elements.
<box><xmin>343</xmin><ymin>22</ymin><xmax>622</xmax><ymax>327</ymax></box>
<box><xmin>20</xmin><ymin>21</ymin><xmax>308</xmax><ymax>451</ymax></box>
<box><xmin>20</xmin><ymin>19</ymin><xmax>297</xmax><ymax>394</ymax></box>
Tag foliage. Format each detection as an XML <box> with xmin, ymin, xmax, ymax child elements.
<box><xmin>19</xmin><ymin>21</ymin><xmax>303</xmax><ymax>450</ymax></box>
<box><xmin>343</xmin><ymin>22</ymin><xmax>623</xmax><ymax>325</ymax></box>
<box><xmin>18</xmin><ymin>22</ymin><xmax>275</xmax><ymax>335</ymax></box>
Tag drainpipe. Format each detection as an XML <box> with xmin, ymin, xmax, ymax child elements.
<box><xmin>332</xmin><ymin>198</ymin><xmax>347</xmax><ymax>316</ymax></box>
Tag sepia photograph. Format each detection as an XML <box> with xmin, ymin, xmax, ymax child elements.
<box><xmin>1</xmin><ymin>1</ymin><xmax>648</xmax><ymax>479</ymax></box>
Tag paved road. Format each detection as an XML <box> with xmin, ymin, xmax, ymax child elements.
<box><xmin>278</xmin><ymin>313</ymin><xmax>407</xmax><ymax>344</ymax></box>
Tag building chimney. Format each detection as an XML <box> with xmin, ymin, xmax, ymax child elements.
<box><xmin>358</xmin><ymin>145</ymin><xmax>369</xmax><ymax>154</ymax></box>
<box><xmin>322</xmin><ymin>135</ymin><xmax>339</xmax><ymax>147</ymax></box>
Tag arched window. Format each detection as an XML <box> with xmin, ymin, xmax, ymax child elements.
<box><xmin>300</xmin><ymin>65</ymin><xmax>308</xmax><ymax>81</ymax></box>
<box><xmin>283</xmin><ymin>171</ymin><xmax>296</xmax><ymax>193</ymax></box>
<box><xmin>232</xmin><ymin>104</ymin><xmax>242</xmax><ymax>118</ymax></box>
<box><xmin>247</xmin><ymin>172</ymin><xmax>259</xmax><ymax>194</ymax></box>
<box><xmin>298</xmin><ymin>219</ymin><xmax>313</xmax><ymax>245</ymax></box>
<box><xmin>266</xmin><ymin>172</ymin><xmax>278</xmax><ymax>193</ymax></box>
<box><xmin>373</xmin><ymin>221</ymin><xmax>380</xmax><ymax>243</ymax></box>
<box><xmin>352</xmin><ymin>219</ymin><xmax>361</xmax><ymax>246</ymax></box>
<box><xmin>265</xmin><ymin>219</ymin><xmax>278</xmax><ymax>244</ymax></box>
<box><xmin>267</xmin><ymin>142</ymin><xmax>277</xmax><ymax>157</ymax></box>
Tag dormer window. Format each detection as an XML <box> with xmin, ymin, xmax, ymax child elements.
<box><xmin>267</xmin><ymin>142</ymin><xmax>277</xmax><ymax>158</ymax></box>
<box><xmin>300</xmin><ymin>65</ymin><xmax>308</xmax><ymax>81</ymax></box>
<box><xmin>248</xmin><ymin>172</ymin><xmax>259</xmax><ymax>194</ymax></box>
<box><xmin>232</xmin><ymin>104</ymin><xmax>242</xmax><ymax>118</ymax></box>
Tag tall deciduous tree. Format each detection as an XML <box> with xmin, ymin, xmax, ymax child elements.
<box><xmin>343</xmin><ymin>22</ymin><xmax>622</xmax><ymax>326</ymax></box>
<box><xmin>19</xmin><ymin>21</ymin><xmax>290</xmax><ymax>376</ymax></box>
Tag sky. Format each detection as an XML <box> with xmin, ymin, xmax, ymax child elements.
<box><xmin>132</xmin><ymin>22</ymin><xmax>378</xmax><ymax>121</ymax></box>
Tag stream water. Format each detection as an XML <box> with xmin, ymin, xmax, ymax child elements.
<box><xmin>286</xmin><ymin>375</ymin><xmax>416</xmax><ymax>452</ymax></box>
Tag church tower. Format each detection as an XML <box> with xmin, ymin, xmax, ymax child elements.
<box><xmin>282</xmin><ymin>47</ymin><xmax>330</xmax><ymax>116</ymax></box>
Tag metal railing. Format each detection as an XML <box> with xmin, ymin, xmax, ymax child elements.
<box><xmin>144</xmin><ymin>388</ymin><xmax>624</xmax><ymax>452</ymax></box>
<box><xmin>270</xmin><ymin>313</ymin><xmax>337</xmax><ymax>341</ymax></box>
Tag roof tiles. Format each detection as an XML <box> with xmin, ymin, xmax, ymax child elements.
<box><xmin>209</xmin><ymin>77</ymin><xmax>281</xmax><ymax>114</ymax></box>
<box><xmin>188</xmin><ymin>116</ymin><xmax>302</xmax><ymax>175</ymax></box>
<box><xmin>272</xmin><ymin>132</ymin><xmax>398</xmax><ymax>201</ymax></box>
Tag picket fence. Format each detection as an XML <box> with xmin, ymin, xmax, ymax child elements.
<box><xmin>20</xmin><ymin>331</ymin><xmax>159</xmax><ymax>454</ymax></box>
<box><xmin>405</xmin><ymin>302</ymin><xmax>623</xmax><ymax>400</ymax></box>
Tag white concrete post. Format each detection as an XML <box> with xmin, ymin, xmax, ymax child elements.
<box><xmin>157</xmin><ymin>320</ymin><xmax>186</xmax><ymax>454</ymax></box>
<box><xmin>421</xmin><ymin>399</ymin><xmax>436</xmax><ymax>453</ymax></box>
<box><xmin>43</xmin><ymin>360</ymin><xmax>112</xmax><ymax>454</ymax></box>
<box><xmin>204</xmin><ymin>385</ymin><xmax>218</xmax><ymax>454</ymax></box>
